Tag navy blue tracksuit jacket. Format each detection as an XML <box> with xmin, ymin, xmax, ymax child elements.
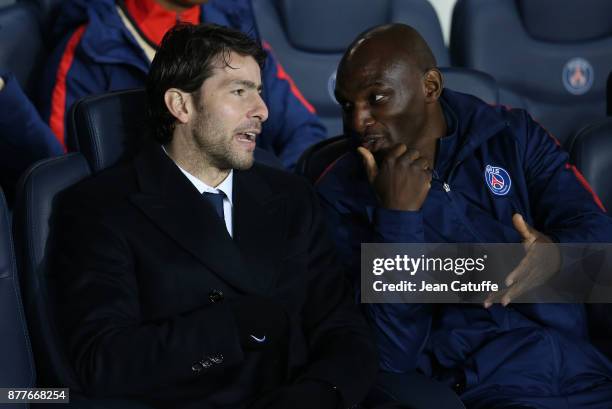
<box><xmin>316</xmin><ymin>89</ymin><xmax>612</xmax><ymax>409</ymax></box>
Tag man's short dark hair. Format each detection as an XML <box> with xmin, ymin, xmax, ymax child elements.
<box><xmin>146</xmin><ymin>23</ymin><xmax>267</xmax><ymax>144</ymax></box>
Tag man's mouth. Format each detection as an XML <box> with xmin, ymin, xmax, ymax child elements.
<box><xmin>236</xmin><ymin>131</ymin><xmax>258</xmax><ymax>143</ymax></box>
<box><xmin>235</xmin><ymin>127</ymin><xmax>260</xmax><ymax>149</ymax></box>
<box><xmin>360</xmin><ymin>134</ymin><xmax>386</xmax><ymax>151</ymax></box>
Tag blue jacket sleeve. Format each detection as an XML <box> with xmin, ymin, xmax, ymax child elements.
<box><xmin>0</xmin><ymin>72</ymin><xmax>64</xmax><ymax>173</ymax></box>
<box><xmin>315</xmin><ymin>159</ymin><xmax>432</xmax><ymax>373</ymax></box>
<box><xmin>518</xmin><ymin>110</ymin><xmax>612</xmax><ymax>243</ymax></box>
<box><xmin>371</xmin><ymin>208</ymin><xmax>426</xmax><ymax>243</ymax></box>
<box><xmin>37</xmin><ymin>26</ymin><xmax>111</xmax><ymax>150</ymax></box>
<box><xmin>259</xmin><ymin>45</ymin><xmax>327</xmax><ymax>169</ymax></box>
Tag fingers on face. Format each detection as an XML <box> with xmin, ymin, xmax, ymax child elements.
<box><xmin>387</xmin><ymin>143</ymin><xmax>408</xmax><ymax>160</ymax></box>
<box><xmin>357</xmin><ymin>146</ymin><xmax>378</xmax><ymax>182</ymax></box>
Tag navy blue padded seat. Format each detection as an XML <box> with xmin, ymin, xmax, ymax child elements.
<box><xmin>0</xmin><ymin>2</ymin><xmax>44</xmax><ymax>97</ymax></box>
<box><xmin>569</xmin><ymin>118</ymin><xmax>612</xmax><ymax>211</ymax></box>
<box><xmin>451</xmin><ymin>0</ymin><xmax>612</xmax><ymax>146</ymax></box>
<box><xmin>0</xmin><ymin>187</ymin><xmax>35</xmax><ymax>409</ymax></box>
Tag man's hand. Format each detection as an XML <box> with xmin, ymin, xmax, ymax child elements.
<box><xmin>484</xmin><ymin>214</ymin><xmax>561</xmax><ymax>308</ymax></box>
<box><xmin>0</xmin><ymin>77</ymin><xmax>5</xmax><ymax>92</ymax></box>
<box><xmin>357</xmin><ymin>144</ymin><xmax>432</xmax><ymax>211</ymax></box>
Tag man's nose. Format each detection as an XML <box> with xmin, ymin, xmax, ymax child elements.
<box><xmin>250</xmin><ymin>93</ymin><xmax>269</xmax><ymax>123</ymax></box>
<box><xmin>350</xmin><ymin>107</ymin><xmax>374</xmax><ymax>133</ymax></box>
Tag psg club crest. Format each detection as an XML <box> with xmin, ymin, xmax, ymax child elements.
<box><xmin>485</xmin><ymin>165</ymin><xmax>511</xmax><ymax>196</ymax></box>
<box><xmin>562</xmin><ymin>58</ymin><xmax>594</xmax><ymax>95</ymax></box>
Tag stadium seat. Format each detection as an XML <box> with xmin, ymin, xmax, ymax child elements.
<box><xmin>0</xmin><ymin>187</ymin><xmax>36</xmax><ymax>409</ymax></box>
<box><xmin>13</xmin><ymin>155</ymin><xmax>153</xmax><ymax>408</ymax></box>
<box><xmin>13</xmin><ymin>154</ymin><xmax>91</xmax><ymax>390</ymax></box>
<box><xmin>252</xmin><ymin>0</ymin><xmax>449</xmax><ymax>136</ymax></box>
<box><xmin>439</xmin><ymin>67</ymin><xmax>499</xmax><ymax>106</ymax></box>
<box><xmin>67</xmin><ymin>88</ymin><xmax>284</xmax><ymax>172</ymax></box>
<box><xmin>571</xmin><ymin>117</ymin><xmax>612</xmax><ymax>361</ymax></box>
<box><xmin>451</xmin><ymin>0</ymin><xmax>612</xmax><ymax>146</ymax></box>
<box><xmin>569</xmin><ymin>117</ymin><xmax>612</xmax><ymax>211</ymax></box>
<box><xmin>0</xmin><ymin>2</ymin><xmax>44</xmax><ymax>97</ymax></box>
<box><xmin>296</xmin><ymin>67</ymin><xmax>500</xmax><ymax>182</ymax></box>
<box><xmin>20</xmin><ymin>0</ymin><xmax>64</xmax><ymax>29</ymax></box>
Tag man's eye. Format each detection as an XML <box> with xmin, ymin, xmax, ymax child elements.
<box><xmin>372</xmin><ymin>94</ymin><xmax>386</xmax><ymax>103</ymax></box>
<box><xmin>232</xmin><ymin>89</ymin><xmax>245</xmax><ymax>96</ymax></box>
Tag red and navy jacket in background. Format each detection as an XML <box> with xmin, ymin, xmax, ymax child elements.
<box><xmin>316</xmin><ymin>89</ymin><xmax>612</xmax><ymax>408</ymax></box>
<box><xmin>36</xmin><ymin>0</ymin><xmax>326</xmax><ymax>169</ymax></box>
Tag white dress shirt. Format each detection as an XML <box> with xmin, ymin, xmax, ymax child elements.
<box><xmin>162</xmin><ymin>147</ymin><xmax>234</xmax><ymax>237</ymax></box>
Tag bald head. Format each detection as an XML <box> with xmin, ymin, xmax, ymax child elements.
<box><xmin>334</xmin><ymin>24</ymin><xmax>446</xmax><ymax>157</ymax></box>
<box><xmin>340</xmin><ymin>24</ymin><xmax>437</xmax><ymax>76</ymax></box>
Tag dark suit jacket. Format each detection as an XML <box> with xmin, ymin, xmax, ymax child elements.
<box><xmin>52</xmin><ymin>145</ymin><xmax>377</xmax><ymax>409</ymax></box>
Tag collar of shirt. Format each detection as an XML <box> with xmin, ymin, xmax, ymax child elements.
<box><xmin>434</xmin><ymin>96</ymin><xmax>460</xmax><ymax>180</ymax></box>
<box><xmin>161</xmin><ymin>146</ymin><xmax>234</xmax><ymax>206</ymax></box>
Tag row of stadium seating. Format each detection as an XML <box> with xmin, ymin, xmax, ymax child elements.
<box><xmin>1</xmin><ymin>0</ymin><xmax>611</xmax><ymax>144</ymax></box>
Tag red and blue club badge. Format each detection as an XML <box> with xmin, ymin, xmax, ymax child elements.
<box><xmin>562</xmin><ymin>57</ymin><xmax>594</xmax><ymax>96</ymax></box>
<box><xmin>485</xmin><ymin>165</ymin><xmax>511</xmax><ymax>196</ymax></box>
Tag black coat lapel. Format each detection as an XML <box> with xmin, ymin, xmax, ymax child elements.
<box><xmin>233</xmin><ymin>166</ymin><xmax>287</xmax><ymax>293</ymax></box>
<box><xmin>128</xmin><ymin>145</ymin><xmax>266</xmax><ymax>294</ymax></box>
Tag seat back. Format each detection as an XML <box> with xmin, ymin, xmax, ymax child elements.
<box><xmin>569</xmin><ymin>118</ymin><xmax>612</xmax><ymax>211</ymax></box>
<box><xmin>68</xmin><ymin>88</ymin><xmax>284</xmax><ymax>172</ymax></box>
<box><xmin>451</xmin><ymin>0</ymin><xmax>612</xmax><ymax>146</ymax></box>
<box><xmin>441</xmin><ymin>67</ymin><xmax>499</xmax><ymax>105</ymax></box>
<box><xmin>14</xmin><ymin>153</ymin><xmax>91</xmax><ymax>388</ymax></box>
<box><xmin>253</xmin><ymin>0</ymin><xmax>448</xmax><ymax>136</ymax></box>
<box><xmin>67</xmin><ymin>89</ymin><xmax>148</xmax><ymax>172</ymax></box>
<box><xmin>21</xmin><ymin>0</ymin><xmax>64</xmax><ymax>29</ymax></box>
<box><xmin>0</xmin><ymin>188</ymin><xmax>35</xmax><ymax>407</ymax></box>
<box><xmin>295</xmin><ymin>135</ymin><xmax>354</xmax><ymax>184</ymax></box>
<box><xmin>0</xmin><ymin>2</ymin><xmax>44</xmax><ymax>97</ymax></box>
<box><xmin>296</xmin><ymin>67</ymin><xmax>501</xmax><ymax>183</ymax></box>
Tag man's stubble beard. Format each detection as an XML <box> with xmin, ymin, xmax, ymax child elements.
<box><xmin>191</xmin><ymin>105</ymin><xmax>255</xmax><ymax>171</ymax></box>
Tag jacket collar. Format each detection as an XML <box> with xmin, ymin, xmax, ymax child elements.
<box><xmin>440</xmin><ymin>89</ymin><xmax>509</xmax><ymax>165</ymax></box>
<box><xmin>129</xmin><ymin>144</ymin><xmax>286</xmax><ymax>294</ymax></box>
<box><xmin>121</xmin><ymin>0</ymin><xmax>200</xmax><ymax>48</ymax></box>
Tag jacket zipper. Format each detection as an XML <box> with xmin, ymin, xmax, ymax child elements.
<box><xmin>433</xmin><ymin>167</ymin><xmax>486</xmax><ymax>242</ymax></box>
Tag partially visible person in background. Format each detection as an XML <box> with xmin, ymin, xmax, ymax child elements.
<box><xmin>38</xmin><ymin>0</ymin><xmax>325</xmax><ymax>168</ymax></box>
<box><xmin>1</xmin><ymin>0</ymin><xmax>326</xmax><ymax>205</ymax></box>
<box><xmin>0</xmin><ymin>73</ymin><xmax>63</xmax><ymax>206</ymax></box>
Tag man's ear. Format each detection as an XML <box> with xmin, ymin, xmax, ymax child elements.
<box><xmin>423</xmin><ymin>68</ymin><xmax>443</xmax><ymax>103</ymax></box>
<box><xmin>164</xmin><ymin>88</ymin><xmax>191</xmax><ymax>124</ymax></box>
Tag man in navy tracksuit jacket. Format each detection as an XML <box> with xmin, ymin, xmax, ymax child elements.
<box><xmin>316</xmin><ymin>24</ymin><xmax>612</xmax><ymax>409</ymax></box>
<box><xmin>1</xmin><ymin>0</ymin><xmax>325</xmax><ymax>174</ymax></box>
